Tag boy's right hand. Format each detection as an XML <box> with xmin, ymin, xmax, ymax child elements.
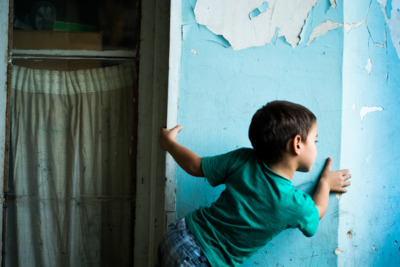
<box><xmin>158</xmin><ymin>125</ymin><xmax>204</xmax><ymax>177</ymax></box>
<box><xmin>320</xmin><ymin>158</ymin><xmax>351</xmax><ymax>193</ymax></box>
<box><xmin>159</xmin><ymin>125</ymin><xmax>183</xmax><ymax>151</ymax></box>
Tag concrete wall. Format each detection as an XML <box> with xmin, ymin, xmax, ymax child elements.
<box><xmin>339</xmin><ymin>0</ymin><xmax>400</xmax><ymax>265</ymax></box>
<box><xmin>175</xmin><ymin>0</ymin><xmax>400</xmax><ymax>265</ymax></box>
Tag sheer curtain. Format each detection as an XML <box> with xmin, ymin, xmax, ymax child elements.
<box><xmin>7</xmin><ymin>64</ymin><xmax>136</xmax><ymax>267</ymax></box>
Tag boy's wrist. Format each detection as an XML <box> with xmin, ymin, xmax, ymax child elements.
<box><xmin>166</xmin><ymin>139</ymin><xmax>181</xmax><ymax>153</ymax></box>
<box><xmin>318</xmin><ymin>179</ymin><xmax>331</xmax><ymax>192</ymax></box>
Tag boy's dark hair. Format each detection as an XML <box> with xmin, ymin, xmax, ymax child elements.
<box><xmin>249</xmin><ymin>100</ymin><xmax>316</xmax><ymax>165</ymax></box>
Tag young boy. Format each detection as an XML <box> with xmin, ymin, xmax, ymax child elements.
<box><xmin>157</xmin><ymin>100</ymin><xmax>351</xmax><ymax>266</ymax></box>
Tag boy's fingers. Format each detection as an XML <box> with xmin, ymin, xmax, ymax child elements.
<box><xmin>343</xmin><ymin>174</ymin><xmax>351</xmax><ymax>180</ymax></box>
<box><xmin>322</xmin><ymin>157</ymin><xmax>332</xmax><ymax>171</ymax></box>
<box><xmin>340</xmin><ymin>169</ymin><xmax>350</xmax><ymax>175</ymax></box>
<box><xmin>171</xmin><ymin>125</ymin><xmax>183</xmax><ymax>133</ymax></box>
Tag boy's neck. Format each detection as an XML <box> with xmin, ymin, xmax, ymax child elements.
<box><xmin>267</xmin><ymin>159</ymin><xmax>297</xmax><ymax>180</ymax></box>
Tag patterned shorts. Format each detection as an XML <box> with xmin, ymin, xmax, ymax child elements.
<box><xmin>156</xmin><ymin>217</ymin><xmax>211</xmax><ymax>267</ymax></box>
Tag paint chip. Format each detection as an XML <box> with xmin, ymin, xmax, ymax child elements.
<box><xmin>365</xmin><ymin>58</ymin><xmax>372</xmax><ymax>75</ymax></box>
<box><xmin>377</xmin><ymin>0</ymin><xmax>400</xmax><ymax>58</ymax></box>
<box><xmin>343</xmin><ymin>20</ymin><xmax>364</xmax><ymax>32</ymax></box>
<box><xmin>330</xmin><ymin>0</ymin><xmax>337</xmax><ymax>8</ymax></box>
<box><xmin>347</xmin><ymin>230</ymin><xmax>353</xmax><ymax>239</ymax></box>
<box><xmin>307</xmin><ymin>20</ymin><xmax>343</xmax><ymax>45</ymax></box>
<box><xmin>335</xmin><ymin>248</ymin><xmax>341</xmax><ymax>255</ymax></box>
<box><xmin>249</xmin><ymin>2</ymin><xmax>269</xmax><ymax>20</ymax></box>
<box><xmin>374</xmin><ymin>42</ymin><xmax>386</xmax><ymax>48</ymax></box>
<box><xmin>372</xmin><ymin>245</ymin><xmax>376</xmax><ymax>251</ymax></box>
<box><xmin>194</xmin><ymin>0</ymin><xmax>319</xmax><ymax>50</ymax></box>
<box><xmin>360</xmin><ymin>106</ymin><xmax>383</xmax><ymax>121</ymax></box>
<box><xmin>335</xmin><ymin>193</ymin><xmax>342</xmax><ymax>199</ymax></box>
<box><xmin>191</xmin><ymin>49</ymin><xmax>198</xmax><ymax>54</ymax></box>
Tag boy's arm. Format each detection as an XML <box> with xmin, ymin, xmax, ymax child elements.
<box><xmin>312</xmin><ymin>158</ymin><xmax>351</xmax><ymax>219</ymax></box>
<box><xmin>159</xmin><ymin>125</ymin><xmax>205</xmax><ymax>177</ymax></box>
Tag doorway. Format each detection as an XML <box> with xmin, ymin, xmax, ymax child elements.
<box><xmin>5</xmin><ymin>0</ymin><xmax>139</xmax><ymax>266</ymax></box>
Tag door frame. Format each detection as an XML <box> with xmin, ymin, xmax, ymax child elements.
<box><xmin>134</xmin><ymin>0</ymin><xmax>181</xmax><ymax>265</ymax></box>
<box><xmin>0</xmin><ymin>0</ymin><xmax>11</xmax><ymax>264</ymax></box>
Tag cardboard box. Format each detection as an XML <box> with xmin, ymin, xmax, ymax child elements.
<box><xmin>13</xmin><ymin>31</ymin><xmax>102</xmax><ymax>51</ymax></box>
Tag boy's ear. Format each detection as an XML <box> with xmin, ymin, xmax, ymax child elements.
<box><xmin>292</xmin><ymin>135</ymin><xmax>302</xmax><ymax>156</ymax></box>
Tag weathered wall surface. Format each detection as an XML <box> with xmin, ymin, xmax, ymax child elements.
<box><xmin>339</xmin><ymin>0</ymin><xmax>400</xmax><ymax>265</ymax></box>
<box><xmin>178</xmin><ymin>0</ymin><xmax>343</xmax><ymax>265</ymax></box>
<box><xmin>176</xmin><ymin>0</ymin><xmax>400</xmax><ymax>266</ymax></box>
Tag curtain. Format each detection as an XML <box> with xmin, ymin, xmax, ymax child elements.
<box><xmin>7</xmin><ymin>64</ymin><xmax>136</xmax><ymax>267</ymax></box>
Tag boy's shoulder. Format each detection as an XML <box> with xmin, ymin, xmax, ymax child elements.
<box><xmin>206</xmin><ymin>147</ymin><xmax>254</xmax><ymax>160</ymax></box>
<box><xmin>221</xmin><ymin>147</ymin><xmax>256</xmax><ymax>162</ymax></box>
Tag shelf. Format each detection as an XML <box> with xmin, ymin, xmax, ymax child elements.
<box><xmin>12</xmin><ymin>49</ymin><xmax>137</xmax><ymax>59</ymax></box>
<box><xmin>13</xmin><ymin>31</ymin><xmax>103</xmax><ymax>50</ymax></box>
<box><xmin>12</xmin><ymin>31</ymin><xmax>137</xmax><ymax>59</ymax></box>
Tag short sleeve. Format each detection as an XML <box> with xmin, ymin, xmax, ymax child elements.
<box><xmin>294</xmin><ymin>191</ymin><xmax>320</xmax><ymax>237</ymax></box>
<box><xmin>201</xmin><ymin>148</ymin><xmax>252</xmax><ymax>187</ymax></box>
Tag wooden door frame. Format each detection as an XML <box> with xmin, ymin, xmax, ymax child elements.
<box><xmin>134</xmin><ymin>0</ymin><xmax>180</xmax><ymax>265</ymax></box>
<box><xmin>0</xmin><ymin>0</ymin><xmax>11</xmax><ymax>265</ymax></box>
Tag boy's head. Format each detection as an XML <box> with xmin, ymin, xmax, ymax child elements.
<box><xmin>249</xmin><ymin>101</ymin><xmax>316</xmax><ymax>166</ymax></box>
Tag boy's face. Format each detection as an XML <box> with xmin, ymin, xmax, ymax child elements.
<box><xmin>297</xmin><ymin>122</ymin><xmax>318</xmax><ymax>172</ymax></box>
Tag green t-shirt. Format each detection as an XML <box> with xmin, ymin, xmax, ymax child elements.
<box><xmin>185</xmin><ymin>148</ymin><xmax>319</xmax><ymax>266</ymax></box>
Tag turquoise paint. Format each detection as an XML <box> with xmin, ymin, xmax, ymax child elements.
<box><xmin>178</xmin><ymin>0</ymin><xmax>343</xmax><ymax>265</ymax></box>
<box><xmin>339</xmin><ymin>0</ymin><xmax>400</xmax><ymax>266</ymax></box>
<box><xmin>249</xmin><ymin>2</ymin><xmax>269</xmax><ymax>20</ymax></box>
<box><xmin>387</xmin><ymin>0</ymin><xmax>393</xmax><ymax>19</ymax></box>
<box><xmin>176</xmin><ymin>0</ymin><xmax>399</xmax><ymax>265</ymax></box>
<box><xmin>366</xmin><ymin>0</ymin><xmax>387</xmax><ymax>45</ymax></box>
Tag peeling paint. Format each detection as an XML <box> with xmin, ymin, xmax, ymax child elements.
<box><xmin>374</xmin><ymin>42</ymin><xmax>386</xmax><ymax>48</ymax></box>
<box><xmin>377</xmin><ymin>0</ymin><xmax>400</xmax><ymax>58</ymax></box>
<box><xmin>249</xmin><ymin>2</ymin><xmax>269</xmax><ymax>20</ymax></box>
<box><xmin>347</xmin><ymin>230</ymin><xmax>353</xmax><ymax>239</ymax></box>
<box><xmin>330</xmin><ymin>0</ymin><xmax>337</xmax><ymax>9</ymax></box>
<box><xmin>343</xmin><ymin>20</ymin><xmax>365</xmax><ymax>32</ymax></box>
<box><xmin>365</xmin><ymin>58</ymin><xmax>372</xmax><ymax>75</ymax></box>
<box><xmin>194</xmin><ymin>0</ymin><xmax>319</xmax><ymax>50</ymax></box>
<box><xmin>179</xmin><ymin>0</ymin><xmax>400</xmax><ymax>265</ymax></box>
<box><xmin>307</xmin><ymin>20</ymin><xmax>343</xmax><ymax>45</ymax></box>
<box><xmin>191</xmin><ymin>49</ymin><xmax>198</xmax><ymax>54</ymax></box>
<box><xmin>360</xmin><ymin>106</ymin><xmax>383</xmax><ymax>120</ymax></box>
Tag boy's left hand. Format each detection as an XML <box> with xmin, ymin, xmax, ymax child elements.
<box><xmin>320</xmin><ymin>157</ymin><xmax>351</xmax><ymax>193</ymax></box>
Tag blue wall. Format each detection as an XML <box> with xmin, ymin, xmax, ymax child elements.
<box><xmin>339</xmin><ymin>0</ymin><xmax>400</xmax><ymax>265</ymax></box>
<box><xmin>176</xmin><ymin>0</ymin><xmax>400</xmax><ymax>265</ymax></box>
